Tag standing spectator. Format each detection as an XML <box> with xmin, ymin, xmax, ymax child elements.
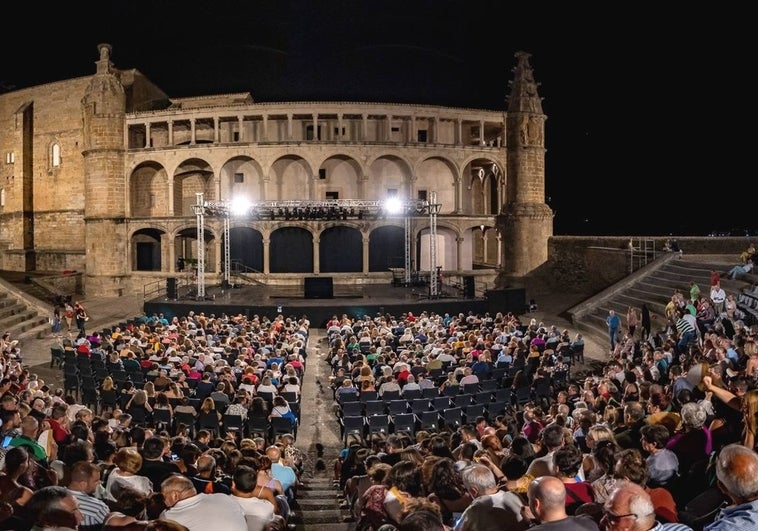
<box><xmin>627</xmin><ymin>307</ymin><xmax>640</xmax><ymax>339</ymax></box>
<box><xmin>607</xmin><ymin>310</ymin><xmax>621</xmax><ymax>352</ymax></box>
<box><xmin>74</xmin><ymin>302</ymin><xmax>88</xmax><ymax>335</ymax></box>
<box><xmin>710</xmin><ymin>283</ymin><xmax>727</xmax><ymax>315</ymax></box>
<box><xmin>64</xmin><ymin>302</ymin><xmax>75</xmax><ymax>331</ymax></box>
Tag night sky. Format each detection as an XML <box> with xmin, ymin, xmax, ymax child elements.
<box><xmin>3</xmin><ymin>2</ymin><xmax>753</xmax><ymax>236</ymax></box>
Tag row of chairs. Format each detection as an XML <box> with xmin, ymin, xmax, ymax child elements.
<box><xmin>339</xmin><ymin>401</ymin><xmax>508</xmax><ymax>446</ymax></box>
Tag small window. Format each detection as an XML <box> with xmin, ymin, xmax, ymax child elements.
<box><xmin>234</xmin><ymin>173</ymin><xmax>244</xmax><ymax>184</ymax></box>
<box><xmin>150</xmin><ymin>194</ymin><xmax>156</xmax><ymax>208</ymax></box>
<box><xmin>386</xmin><ymin>188</ymin><xmax>398</xmax><ymax>197</ymax></box>
<box><xmin>326</xmin><ymin>191</ymin><xmax>339</xmax><ymax>200</ymax></box>
<box><xmin>0</xmin><ymin>188</ymin><xmax>4</xmax><ymax>207</ymax></box>
<box><xmin>51</xmin><ymin>143</ymin><xmax>61</xmax><ymax>167</ymax></box>
<box><xmin>391</xmin><ymin>127</ymin><xmax>400</xmax><ymax>132</ymax></box>
<box><xmin>233</xmin><ymin>131</ymin><xmax>240</xmax><ymax>142</ymax></box>
<box><xmin>417</xmin><ymin>190</ymin><xmax>428</xmax><ymax>201</ymax></box>
<box><xmin>5</xmin><ymin>152</ymin><xmax>14</xmax><ymax>164</ymax></box>
<box><xmin>318</xmin><ymin>169</ymin><xmax>327</xmax><ymax>180</ymax></box>
<box><xmin>417</xmin><ymin>130</ymin><xmax>427</xmax><ymax>142</ymax></box>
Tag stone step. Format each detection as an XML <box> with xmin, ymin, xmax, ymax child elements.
<box><xmin>292</xmin><ymin>511</ymin><xmax>346</xmax><ymax>525</ymax></box>
<box><xmin>297</xmin><ymin>489</ymin><xmax>340</xmax><ymax>500</ymax></box>
<box><xmin>295</xmin><ymin>497</ymin><xmax>345</xmax><ymax>509</ymax></box>
<box><xmin>296</xmin><ymin>523</ymin><xmax>355</xmax><ymax>531</ymax></box>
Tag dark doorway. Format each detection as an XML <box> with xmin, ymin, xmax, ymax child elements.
<box><xmin>320</xmin><ymin>226</ymin><xmax>362</xmax><ymax>272</ymax></box>
<box><xmin>270</xmin><ymin>227</ymin><xmax>313</xmax><ymax>273</ymax></box>
<box><xmin>369</xmin><ymin>226</ymin><xmax>405</xmax><ymax>271</ymax></box>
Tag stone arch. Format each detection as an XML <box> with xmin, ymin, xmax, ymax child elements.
<box><xmin>316</xmin><ymin>155</ymin><xmax>363</xmax><ymax>200</ymax></box>
<box><xmin>173</xmin><ymin>158</ymin><xmax>216</xmax><ymax>216</ymax></box>
<box><xmin>368</xmin><ymin>225</ymin><xmax>405</xmax><ymax>271</ymax></box>
<box><xmin>461</xmin><ymin>158</ymin><xmax>501</xmax><ymax>215</ymax></box>
<box><xmin>175</xmin><ymin>225</ymin><xmax>217</xmax><ymax>273</ymax></box>
<box><xmin>415</xmin><ymin>156</ymin><xmax>458</xmax><ymax>213</ymax></box>
<box><xmin>219</xmin><ymin>156</ymin><xmax>265</xmax><ymax>202</ymax></box>
<box><xmin>320</xmin><ymin>226</ymin><xmax>362</xmax><ymax>272</ymax></box>
<box><xmin>366</xmin><ymin>154</ymin><xmax>413</xmax><ymax>201</ymax></box>
<box><xmin>270</xmin><ymin>155</ymin><xmax>314</xmax><ymax>200</ymax></box>
<box><xmin>270</xmin><ymin>227</ymin><xmax>313</xmax><ymax>273</ymax></box>
<box><xmin>131</xmin><ymin>227</ymin><xmax>165</xmax><ymax>272</ymax></box>
<box><xmin>130</xmin><ymin>161</ymin><xmax>169</xmax><ymax>217</ymax></box>
<box><xmin>226</xmin><ymin>226</ymin><xmax>263</xmax><ymax>272</ymax></box>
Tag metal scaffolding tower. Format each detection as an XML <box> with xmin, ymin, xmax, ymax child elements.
<box><xmin>428</xmin><ymin>191</ymin><xmax>442</xmax><ymax>298</ymax></box>
<box><xmin>192</xmin><ymin>193</ymin><xmax>207</xmax><ymax>299</ymax></box>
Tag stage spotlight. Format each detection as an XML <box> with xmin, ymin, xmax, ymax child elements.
<box><xmin>229</xmin><ymin>196</ymin><xmax>251</xmax><ymax>216</ymax></box>
<box><xmin>383</xmin><ymin>196</ymin><xmax>403</xmax><ymax>215</ymax></box>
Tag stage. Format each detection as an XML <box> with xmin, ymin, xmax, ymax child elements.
<box><xmin>143</xmin><ymin>281</ymin><xmax>526</xmax><ymax>327</ymax></box>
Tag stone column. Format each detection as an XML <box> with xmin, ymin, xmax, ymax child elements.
<box><xmin>144</xmin><ymin>122</ymin><xmax>151</xmax><ymax>148</ymax></box>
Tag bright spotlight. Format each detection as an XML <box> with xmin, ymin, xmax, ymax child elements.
<box><xmin>384</xmin><ymin>197</ymin><xmax>404</xmax><ymax>215</ymax></box>
<box><xmin>229</xmin><ymin>196</ymin><xmax>252</xmax><ymax>216</ymax></box>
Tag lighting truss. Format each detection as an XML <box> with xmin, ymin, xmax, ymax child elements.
<box><xmin>190</xmin><ymin>194</ymin><xmax>441</xmax><ymax>300</ymax></box>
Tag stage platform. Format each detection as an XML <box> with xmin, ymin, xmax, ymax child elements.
<box><xmin>143</xmin><ymin>282</ymin><xmax>525</xmax><ymax>327</ymax></box>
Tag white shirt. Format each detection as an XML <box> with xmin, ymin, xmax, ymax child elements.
<box><xmin>233</xmin><ymin>495</ymin><xmax>275</xmax><ymax>531</ymax></box>
<box><xmin>163</xmin><ymin>493</ymin><xmax>248</xmax><ymax>531</ymax></box>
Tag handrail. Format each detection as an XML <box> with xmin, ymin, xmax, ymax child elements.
<box><xmin>143</xmin><ymin>278</ymin><xmax>166</xmax><ymax>301</ymax></box>
<box><xmin>230</xmin><ymin>259</ymin><xmax>263</xmax><ymax>275</ymax></box>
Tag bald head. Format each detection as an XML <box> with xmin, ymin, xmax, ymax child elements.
<box><xmin>266</xmin><ymin>445</ymin><xmax>281</xmax><ymax>461</ymax></box>
<box><xmin>604</xmin><ymin>481</ymin><xmax>655</xmax><ymax>529</ymax></box>
<box><xmin>716</xmin><ymin>443</ymin><xmax>758</xmax><ymax>502</ymax></box>
<box><xmin>528</xmin><ymin>476</ymin><xmax>566</xmax><ymax>522</ymax></box>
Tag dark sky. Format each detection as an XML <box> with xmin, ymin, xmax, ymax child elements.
<box><xmin>3</xmin><ymin>2</ymin><xmax>753</xmax><ymax>236</ymax></box>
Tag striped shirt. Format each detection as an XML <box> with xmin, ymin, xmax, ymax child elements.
<box><xmin>68</xmin><ymin>488</ymin><xmax>110</xmax><ymax>530</ymax></box>
<box><xmin>675</xmin><ymin>316</ymin><xmax>695</xmax><ymax>335</ymax></box>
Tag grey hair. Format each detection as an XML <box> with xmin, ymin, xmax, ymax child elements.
<box><xmin>716</xmin><ymin>443</ymin><xmax>758</xmax><ymax>499</ymax></box>
<box><xmin>460</xmin><ymin>463</ymin><xmax>496</xmax><ymax>493</ymax></box>
<box><xmin>680</xmin><ymin>402</ymin><xmax>707</xmax><ymax>428</ymax></box>
<box><xmin>628</xmin><ymin>489</ymin><xmax>655</xmax><ymax>518</ymax></box>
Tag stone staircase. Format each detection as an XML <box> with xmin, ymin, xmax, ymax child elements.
<box><xmin>291</xmin><ymin>476</ymin><xmax>355</xmax><ymax>530</ymax></box>
<box><xmin>568</xmin><ymin>255</ymin><xmax>753</xmax><ymax>349</ymax></box>
<box><xmin>0</xmin><ymin>276</ymin><xmax>52</xmax><ymax>340</ymax></box>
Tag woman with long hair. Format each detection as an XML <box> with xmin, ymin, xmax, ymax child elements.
<box><xmin>425</xmin><ymin>457</ymin><xmax>472</xmax><ymax>527</ymax></box>
<box><xmin>703</xmin><ymin>375</ymin><xmax>758</xmax><ymax>449</ymax></box>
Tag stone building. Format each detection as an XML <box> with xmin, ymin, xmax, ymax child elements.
<box><xmin>0</xmin><ymin>44</ymin><xmax>551</xmax><ymax>297</ymax></box>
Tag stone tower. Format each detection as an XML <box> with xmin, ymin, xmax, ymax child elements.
<box><xmin>497</xmin><ymin>51</ymin><xmax>553</xmax><ymax>283</ymax></box>
<box><xmin>81</xmin><ymin>44</ymin><xmax>128</xmax><ymax>296</ymax></box>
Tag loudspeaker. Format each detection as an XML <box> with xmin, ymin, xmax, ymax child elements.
<box><xmin>485</xmin><ymin>288</ymin><xmax>526</xmax><ymax>314</ymax></box>
<box><xmin>166</xmin><ymin>277</ymin><xmax>177</xmax><ymax>299</ymax></box>
<box><xmin>463</xmin><ymin>276</ymin><xmax>476</xmax><ymax>298</ymax></box>
<box><xmin>304</xmin><ymin>277</ymin><xmax>333</xmax><ymax>299</ymax></box>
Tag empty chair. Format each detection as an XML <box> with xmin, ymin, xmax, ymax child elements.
<box><xmin>381</xmin><ymin>389</ymin><xmax>401</xmax><ymax>403</ymax></box>
<box><xmin>360</xmin><ymin>390</ymin><xmax>379</xmax><ymax>402</ymax></box>
<box><xmin>487</xmin><ymin>401</ymin><xmax>508</xmax><ymax>420</ymax></box>
<box><xmin>367</xmin><ymin>414</ymin><xmax>390</xmax><ymax>441</ymax></box>
<box><xmin>419</xmin><ymin>410</ymin><xmax>440</xmax><ymax>432</ymax></box>
<box><xmin>221</xmin><ymin>413</ymin><xmax>245</xmax><ymax>439</ymax></box>
<box><xmin>152</xmin><ymin>408</ymin><xmax>173</xmax><ymax>431</ymax></box>
<box><xmin>514</xmin><ymin>386</ymin><xmax>532</xmax><ymax>407</ymax></box>
<box><xmin>454</xmin><ymin>394</ymin><xmax>473</xmax><ymax>408</ymax></box>
<box><xmin>342</xmin><ymin>415</ymin><xmax>366</xmax><ymax>446</ymax></box>
<box><xmin>387</xmin><ymin>400</ymin><xmax>409</xmax><ymax>416</ymax></box>
<box><xmin>364</xmin><ymin>400</ymin><xmax>386</xmax><ymax>416</ymax></box>
<box><xmin>442</xmin><ymin>407</ymin><xmax>464</xmax><ymax>430</ymax></box>
<box><xmin>465</xmin><ymin>404</ymin><xmax>486</xmax><ymax>423</ymax></box>
<box><xmin>246</xmin><ymin>414</ymin><xmax>271</xmax><ymax>444</ymax></box>
<box><xmin>480</xmin><ymin>379</ymin><xmax>499</xmax><ymax>392</ymax></box>
<box><xmin>392</xmin><ymin>413</ymin><xmax>416</xmax><ymax>436</ymax></box>
<box><xmin>432</xmin><ymin>396</ymin><xmax>451</xmax><ymax>411</ymax></box>
<box><xmin>474</xmin><ymin>391</ymin><xmax>492</xmax><ymax>404</ymax></box>
<box><xmin>462</xmin><ymin>382</ymin><xmax>480</xmax><ymax>395</ymax></box>
<box><xmin>421</xmin><ymin>387</ymin><xmax>439</xmax><ymax>399</ymax></box>
<box><xmin>402</xmin><ymin>388</ymin><xmax>422</xmax><ymax>401</ymax></box>
<box><xmin>409</xmin><ymin>398</ymin><xmax>430</xmax><ymax>415</ymax></box>
<box><xmin>271</xmin><ymin>415</ymin><xmax>297</xmax><ymax>440</ymax></box>
<box><xmin>340</xmin><ymin>400</ymin><xmax>364</xmax><ymax>418</ymax></box>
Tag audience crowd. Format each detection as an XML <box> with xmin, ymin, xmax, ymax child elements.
<box><xmin>327</xmin><ymin>292</ymin><xmax>758</xmax><ymax>531</ymax></box>
<box><xmin>0</xmin><ymin>311</ymin><xmax>310</xmax><ymax>531</ymax></box>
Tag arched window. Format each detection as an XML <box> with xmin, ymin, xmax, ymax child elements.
<box><xmin>51</xmin><ymin>143</ymin><xmax>61</xmax><ymax>167</ymax></box>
